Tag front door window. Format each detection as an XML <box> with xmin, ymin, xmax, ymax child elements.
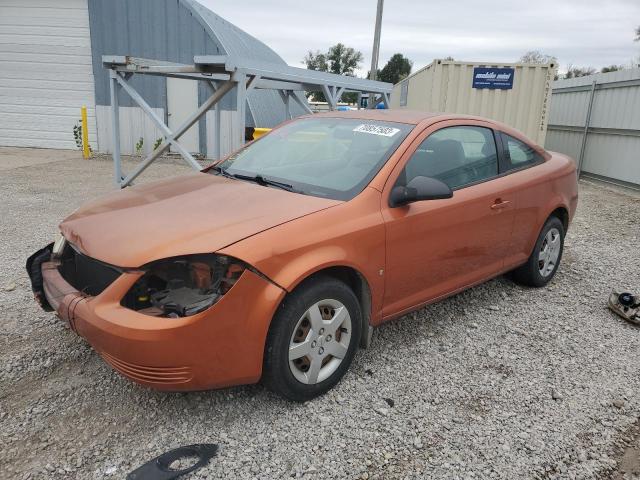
<box><xmin>398</xmin><ymin>126</ymin><xmax>498</xmax><ymax>190</ymax></box>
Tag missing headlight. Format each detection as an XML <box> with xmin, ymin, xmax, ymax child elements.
<box><xmin>121</xmin><ymin>255</ymin><xmax>246</xmax><ymax>318</ymax></box>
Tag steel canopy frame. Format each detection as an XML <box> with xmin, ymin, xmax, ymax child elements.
<box><xmin>103</xmin><ymin>55</ymin><xmax>393</xmax><ymax>188</ymax></box>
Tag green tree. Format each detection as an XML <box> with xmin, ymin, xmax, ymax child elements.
<box><xmin>326</xmin><ymin>43</ymin><xmax>363</xmax><ymax>75</ymax></box>
<box><xmin>304</xmin><ymin>51</ymin><xmax>328</xmax><ymax>72</ymax></box>
<box><xmin>376</xmin><ymin>53</ymin><xmax>413</xmax><ymax>85</ymax></box>
<box><xmin>304</xmin><ymin>43</ymin><xmax>363</xmax><ymax>102</ymax></box>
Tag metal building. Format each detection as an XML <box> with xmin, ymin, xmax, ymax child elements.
<box><xmin>0</xmin><ymin>0</ymin><xmax>97</xmax><ymax>149</ymax></box>
<box><xmin>0</xmin><ymin>0</ymin><xmax>306</xmax><ymax>156</ymax></box>
<box><xmin>390</xmin><ymin>59</ymin><xmax>556</xmax><ymax>145</ymax></box>
<box><xmin>545</xmin><ymin>68</ymin><xmax>640</xmax><ymax>189</ymax></box>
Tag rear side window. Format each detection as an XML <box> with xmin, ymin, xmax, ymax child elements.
<box><xmin>399</xmin><ymin>126</ymin><xmax>498</xmax><ymax>190</ymax></box>
<box><xmin>503</xmin><ymin>134</ymin><xmax>543</xmax><ymax>169</ymax></box>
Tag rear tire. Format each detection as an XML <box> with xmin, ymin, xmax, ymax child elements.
<box><xmin>262</xmin><ymin>276</ymin><xmax>361</xmax><ymax>402</ymax></box>
<box><xmin>512</xmin><ymin>216</ymin><xmax>564</xmax><ymax>288</ymax></box>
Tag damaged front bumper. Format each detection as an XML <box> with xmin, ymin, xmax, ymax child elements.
<box><xmin>26</xmin><ymin>243</ymin><xmax>287</xmax><ymax>391</ymax></box>
<box><xmin>25</xmin><ymin>243</ymin><xmax>55</xmax><ymax>311</ymax></box>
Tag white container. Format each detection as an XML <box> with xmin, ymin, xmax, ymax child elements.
<box><xmin>390</xmin><ymin>59</ymin><xmax>557</xmax><ymax>145</ymax></box>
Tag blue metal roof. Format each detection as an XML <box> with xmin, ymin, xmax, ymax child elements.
<box><xmin>184</xmin><ymin>0</ymin><xmax>308</xmax><ymax>125</ymax></box>
<box><xmin>88</xmin><ymin>0</ymin><xmax>306</xmax><ymax>144</ymax></box>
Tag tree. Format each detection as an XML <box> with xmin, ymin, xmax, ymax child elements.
<box><xmin>443</xmin><ymin>56</ymin><xmax>455</xmax><ymax>61</ymax></box>
<box><xmin>326</xmin><ymin>43</ymin><xmax>363</xmax><ymax>76</ymax></box>
<box><xmin>635</xmin><ymin>25</ymin><xmax>640</xmax><ymax>41</ymax></box>
<box><xmin>376</xmin><ymin>53</ymin><xmax>413</xmax><ymax>85</ymax></box>
<box><xmin>303</xmin><ymin>43</ymin><xmax>363</xmax><ymax>102</ymax></box>
<box><xmin>563</xmin><ymin>64</ymin><xmax>596</xmax><ymax>79</ymax></box>
<box><xmin>519</xmin><ymin>50</ymin><xmax>557</xmax><ymax>65</ymax></box>
<box><xmin>601</xmin><ymin>65</ymin><xmax>623</xmax><ymax>73</ymax></box>
<box><xmin>304</xmin><ymin>51</ymin><xmax>328</xmax><ymax>72</ymax></box>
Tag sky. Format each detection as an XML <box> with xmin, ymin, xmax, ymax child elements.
<box><xmin>197</xmin><ymin>0</ymin><xmax>640</xmax><ymax>76</ymax></box>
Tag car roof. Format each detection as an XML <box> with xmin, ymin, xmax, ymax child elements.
<box><xmin>309</xmin><ymin>109</ymin><xmax>490</xmax><ymax>126</ymax></box>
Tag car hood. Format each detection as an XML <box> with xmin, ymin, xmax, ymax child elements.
<box><xmin>60</xmin><ymin>173</ymin><xmax>340</xmax><ymax>267</ymax></box>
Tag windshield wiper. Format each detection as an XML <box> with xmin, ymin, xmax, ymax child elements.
<box><xmin>230</xmin><ymin>173</ymin><xmax>301</xmax><ymax>193</ymax></box>
<box><xmin>211</xmin><ymin>166</ymin><xmax>301</xmax><ymax>193</ymax></box>
<box><xmin>211</xmin><ymin>165</ymin><xmax>234</xmax><ymax>179</ymax></box>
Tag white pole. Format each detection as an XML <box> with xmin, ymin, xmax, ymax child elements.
<box><xmin>368</xmin><ymin>0</ymin><xmax>384</xmax><ymax>108</ymax></box>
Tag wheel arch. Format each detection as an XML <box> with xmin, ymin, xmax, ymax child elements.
<box><xmin>549</xmin><ymin>205</ymin><xmax>569</xmax><ymax>232</ymax></box>
<box><xmin>284</xmin><ymin>265</ymin><xmax>374</xmax><ymax>349</ymax></box>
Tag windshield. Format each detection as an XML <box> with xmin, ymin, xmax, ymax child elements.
<box><xmin>213</xmin><ymin>117</ymin><xmax>413</xmax><ymax>200</ymax></box>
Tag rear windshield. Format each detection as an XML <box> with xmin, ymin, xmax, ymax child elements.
<box><xmin>214</xmin><ymin>117</ymin><xmax>413</xmax><ymax>200</ymax></box>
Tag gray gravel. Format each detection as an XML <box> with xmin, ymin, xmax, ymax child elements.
<box><xmin>1</xmin><ymin>147</ymin><xmax>639</xmax><ymax>480</ymax></box>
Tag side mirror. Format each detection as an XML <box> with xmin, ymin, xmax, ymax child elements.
<box><xmin>389</xmin><ymin>176</ymin><xmax>453</xmax><ymax>207</ymax></box>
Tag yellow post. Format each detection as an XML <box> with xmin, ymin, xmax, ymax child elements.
<box><xmin>253</xmin><ymin>127</ymin><xmax>271</xmax><ymax>140</ymax></box>
<box><xmin>81</xmin><ymin>105</ymin><xmax>90</xmax><ymax>159</ymax></box>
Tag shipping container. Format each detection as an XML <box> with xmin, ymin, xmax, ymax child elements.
<box><xmin>390</xmin><ymin>59</ymin><xmax>556</xmax><ymax>145</ymax></box>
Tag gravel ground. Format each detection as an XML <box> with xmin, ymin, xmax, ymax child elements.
<box><xmin>1</xmin><ymin>147</ymin><xmax>639</xmax><ymax>480</ymax></box>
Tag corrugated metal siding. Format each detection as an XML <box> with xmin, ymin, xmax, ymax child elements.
<box><xmin>390</xmin><ymin>60</ymin><xmax>554</xmax><ymax>145</ymax></box>
<box><xmin>0</xmin><ymin>0</ymin><xmax>97</xmax><ymax>149</ymax></box>
<box><xmin>88</xmin><ymin>0</ymin><xmax>225</xmax><ymax>109</ymax></box>
<box><xmin>545</xmin><ymin>68</ymin><xmax>640</xmax><ymax>187</ymax></box>
<box><xmin>95</xmin><ymin>105</ymin><xmax>165</xmax><ymax>155</ymax></box>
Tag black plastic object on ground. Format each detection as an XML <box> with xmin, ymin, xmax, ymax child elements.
<box><xmin>127</xmin><ymin>444</ymin><xmax>218</xmax><ymax>480</ymax></box>
<box><xmin>608</xmin><ymin>290</ymin><xmax>640</xmax><ymax>326</ymax></box>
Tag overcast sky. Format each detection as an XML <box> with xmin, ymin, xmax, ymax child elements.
<box><xmin>198</xmin><ymin>0</ymin><xmax>639</xmax><ymax>76</ymax></box>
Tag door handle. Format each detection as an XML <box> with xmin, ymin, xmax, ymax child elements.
<box><xmin>490</xmin><ymin>199</ymin><xmax>511</xmax><ymax>210</ymax></box>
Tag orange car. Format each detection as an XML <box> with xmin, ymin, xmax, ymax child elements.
<box><xmin>27</xmin><ymin>111</ymin><xmax>578</xmax><ymax>401</ymax></box>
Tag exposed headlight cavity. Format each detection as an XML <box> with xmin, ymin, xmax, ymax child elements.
<box><xmin>121</xmin><ymin>255</ymin><xmax>246</xmax><ymax>317</ymax></box>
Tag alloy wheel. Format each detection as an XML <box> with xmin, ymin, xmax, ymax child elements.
<box><xmin>288</xmin><ymin>299</ymin><xmax>352</xmax><ymax>385</ymax></box>
<box><xmin>538</xmin><ymin>227</ymin><xmax>561</xmax><ymax>277</ymax></box>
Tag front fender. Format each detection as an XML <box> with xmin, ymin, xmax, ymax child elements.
<box><xmin>219</xmin><ymin>188</ymin><xmax>386</xmax><ymax>324</ymax></box>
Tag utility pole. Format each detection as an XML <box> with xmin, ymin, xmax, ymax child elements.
<box><xmin>368</xmin><ymin>0</ymin><xmax>384</xmax><ymax>108</ymax></box>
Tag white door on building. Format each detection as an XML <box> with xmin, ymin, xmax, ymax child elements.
<box><xmin>166</xmin><ymin>78</ymin><xmax>200</xmax><ymax>153</ymax></box>
<box><xmin>0</xmin><ymin>0</ymin><xmax>96</xmax><ymax>149</ymax></box>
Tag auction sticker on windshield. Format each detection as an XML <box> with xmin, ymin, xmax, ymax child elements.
<box><xmin>353</xmin><ymin>124</ymin><xmax>400</xmax><ymax>137</ymax></box>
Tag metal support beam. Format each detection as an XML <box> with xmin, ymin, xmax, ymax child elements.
<box><xmin>577</xmin><ymin>80</ymin><xmax>596</xmax><ymax>176</ymax></box>
<box><xmin>381</xmin><ymin>92</ymin><xmax>390</xmax><ymax>108</ymax></box>
<box><xmin>108</xmin><ymin>70</ymin><xmax>122</xmax><ymax>186</ymax></box>
<box><xmin>322</xmin><ymin>85</ymin><xmax>337</xmax><ymax>110</ymax></box>
<box><xmin>278</xmin><ymin>90</ymin><xmax>292</xmax><ymax>119</ymax></box>
<box><xmin>235</xmin><ymin>71</ymin><xmax>247</xmax><ymax>151</ymax></box>
<box><xmin>212</xmin><ymin>81</ymin><xmax>223</xmax><ymax>161</ymax></box>
<box><xmin>114</xmin><ymin>73</ymin><xmax>198</xmax><ymax>167</ymax></box>
<box><xmin>291</xmin><ymin>92</ymin><xmax>313</xmax><ymax>115</ymax></box>
<box><xmin>103</xmin><ymin>56</ymin><xmax>393</xmax><ymax>185</ymax></box>
<box><xmin>255</xmin><ymin>78</ymin><xmax>305</xmax><ymax>91</ymax></box>
<box><xmin>246</xmin><ymin>74</ymin><xmax>261</xmax><ymax>93</ymax></box>
<box><xmin>205</xmin><ymin>80</ymin><xmax>223</xmax><ymax>160</ymax></box>
<box><xmin>117</xmin><ymin>76</ymin><xmax>236</xmax><ymax>187</ymax></box>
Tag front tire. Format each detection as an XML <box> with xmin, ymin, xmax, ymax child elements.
<box><xmin>512</xmin><ymin>216</ymin><xmax>565</xmax><ymax>287</ymax></box>
<box><xmin>262</xmin><ymin>276</ymin><xmax>361</xmax><ymax>402</ymax></box>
